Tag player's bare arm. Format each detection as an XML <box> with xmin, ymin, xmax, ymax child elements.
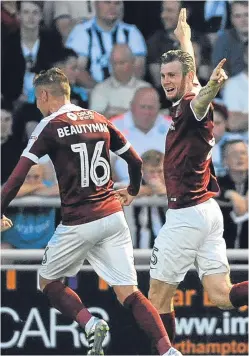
<box><xmin>174</xmin><ymin>8</ymin><xmax>199</xmax><ymax>85</ymax></box>
<box><xmin>191</xmin><ymin>59</ymin><xmax>228</xmax><ymax>120</ymax></box>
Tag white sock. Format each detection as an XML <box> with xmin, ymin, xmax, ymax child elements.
<box><xmin>85</xmin><ymin>316</ymin><xmax>97</xmax><ymax>335</ymax></box>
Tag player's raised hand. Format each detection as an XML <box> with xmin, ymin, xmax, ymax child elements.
<box><xmin>210</xmin><ymin>58</ymin><xmax>228</xmax><ymax>85</ymax></box>
<box><xmin>115</xmin><ymin>188</ymin><xmax>135</xmax><ymax>206</ymax></box>
<box><xmin>1</xmin><ymin>215</ymin><xmax>13</xmax><ymax>232</ymax></box>
<box><xmin>174</xmin><ymin>8</ymin><xmax>191</xmax><ymax>42</ymax></box>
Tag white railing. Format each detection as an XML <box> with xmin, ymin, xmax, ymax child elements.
<box><xmin>1</xmin><ymin>248</ymin><xmax>248</xmax><ymax>262</ymax></box>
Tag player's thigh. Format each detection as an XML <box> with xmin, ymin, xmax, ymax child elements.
<box><xmin>149</xmin><ymin>278</ymin><xmax>178</xmax><ymax>313</ymax></box>
<box><xmin>196</xmin><ymin>199</ymin><xmax>229</xmax><ymax>281</ymax></box>
<box><xmin>87</xmin><ymin>211</ymin><xmax>137</xmax><ymax>287</ymax></box>
<box><xmin>39</xmin><ymin>223</ymin><xmax>94</xmax><ymax>281</ymax></box>
<box><xmin>150</xmin><ymin>207</ymin><xmax>205</xmax><ymax>285</ymax></box>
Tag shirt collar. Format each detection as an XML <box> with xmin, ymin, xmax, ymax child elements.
<box><xmin>93</xmin><ymin>17</ymin><xmax>119</xmax><ymax>33</ymax></box>
<box><xmin>110</xmin><ymin>76</ymin><xmax>137</xmax><ymax>88</ymax></box>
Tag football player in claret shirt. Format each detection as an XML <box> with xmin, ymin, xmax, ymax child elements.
<box><xmin>1</xmin><ymin>68</ymin><xmax>182</xmax><ymax>356</ymax></box>
<box><xmin>143</xmin><ymin>9</ymin><xmax>248</xmax><ymax>347</ymax></box>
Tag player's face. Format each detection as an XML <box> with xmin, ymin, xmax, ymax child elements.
<box><xmin>63</xmin><ymin>57</ymin><xmax>78</xmax><ymax>85</ymax></box>
<box><xmin>161</xmin><ymin>0</ymin><xmax>181</xmax><ymax>31</ymax></box>
<box><xmin>225</xmin><ymin>142</ymin><xmax>248</xmax><ymax>172</ymax></box>
<box><xmin>95</xmin><ymin>1</ymin><xmax>123</xmax><ymax>23</ymax></box>
<box><xmin>213</xmin><ymin>110</ymin><xmax>226</xmax><ymax>142</ymax></box>
<box><xmin>35</xmin><ymin>88</ymin><xmax>49</xmax><ymax>117</ymax></box>
<box><xmin>1</xmin><ymin>109</ymin><xmax>13</xmax><ymax>142</ymax></box>
<box><xmin>19</xmin><ymin>2</ymin><xmax>42</xmax><ymax>30</ymax></box>
<box><xmin>161</xmin><ymin>61</ymin><xmax>191</xmax><ymax>102</ymax></box>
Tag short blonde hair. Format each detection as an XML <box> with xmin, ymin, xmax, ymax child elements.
<box><xmin>33</xmin><ymin>67</ymin><xmax>71</xmax><ymax>98</ymax></box>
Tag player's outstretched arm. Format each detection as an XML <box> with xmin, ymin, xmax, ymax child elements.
<box><xmin>174</xmin><ymin>8</ymin><xmax>199</xmax><ymax>85</ymax></box>
<box><xmin>1</xmin><ymin>157</ymin><xmax>34</xmax><ymax>216</ymax></box>
<box><xmin>191</xmin><ymin>59</ymin><xmax>228</xmax><ymax>120</ymax></box>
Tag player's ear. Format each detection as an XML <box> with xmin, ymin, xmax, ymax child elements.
<box><xmin>41</xmin><ymin>89</ymin><xmax>48</xmax><ymax>102</ymax></box>
<box><xmin>187</xmin><ymin>70</ymin><xmax>195</xmax><ymax>83</ymax></box>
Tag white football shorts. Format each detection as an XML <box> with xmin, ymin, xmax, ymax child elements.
<box><xmin>150</xmin><ymin>198</ymin><xmax>229</xmax><ymax>284</ymax></box>
<box><xmin>39</xmin><ymin>211</ymin><xmax>137</xmax><ymax>286</ymax></box>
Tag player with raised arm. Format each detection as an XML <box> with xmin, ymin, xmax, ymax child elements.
<box><xmin>145</xmin><ymin>9</ymin><xmax>248</xmax><ymax>347</ymax></box>
<box><xmin>1</xmin><ymin>68</ymin><xmax>182</xmax><ymax>356</ymax></box>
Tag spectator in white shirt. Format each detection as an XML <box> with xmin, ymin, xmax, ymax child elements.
<box><xmin>222</xmin><ymin>42</ymin><xmax>248</xmax><ymax>136</ymax></box>
<box><xmin>90</xmin><ymin>44</ymin><xmax>151</xmax><ymax>118</ymax></box>
<box><xmin>110</xmin><ymin>87</ymin><xmax>171</xmax><ymax>183</ymax></box>
<box><xmin>66</xmin><ymin>1</ymin><xmax>147</xmax><ymax>89</ymax></box>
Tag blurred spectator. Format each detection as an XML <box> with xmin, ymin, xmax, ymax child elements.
<box><xmin>212</xmin><ymin>102</ymin><xmax>244</xmax><ymax>177</ymax></box>
<box><xmin>2</xmin><ymin>1</ymin><xmax>64</xmax><ymax>139</ymax></box>
<box><xmin>147</xmin><ymin>0</ymin><xmax>182</xmax><ymax>89</ymax></box>
<box><xmin>1</xmin><ymin>1</ymin><xmax>19</xmax><ymax>41</ymax></box>
<box><xmin>53</xmin><ymin>48</ymin><xmax>88</xmax><ymax>108</ymax></box>
<box><xmin>134</xmin><ymin>150</ymin><xmax>166</xmax><ymax>248</ymax></box>
<box><xmin>1</xmin><ymin>99</ymin><xmax>27</xmax><ymax>185</ymax></box>
<box><xmin>204</xmin><ymin>0</ymin><xmax>230</xmax><ymax>46</ymax></box>
<box><xmin>43</xmin><ymin>1</ymin><xmax>95</xmax><ymax>41</ymax></box>
<box><xmin>1</xmin><ymin>164</ymin><xmax>59</xmax><ymax>252</ymax></box>
<box><xmin>222</xmin><ymin>43</ymin><xmax>248</xmax><ymax>137</ymax></box>
<box><xmin>212</xmin><ymin>0</ymin><xmax>248</xmax><ymax>77</ymax></box>
<box><xmin>66</xmin><ymin>0</ymin><xmax>147</xmax><ymax>88</ymax></box>
<box><xmin>90</xmin><ymin>44</ymin><xmax>151</xmax><ymax>118</ymax></box>
<box><xmin>111</xmin><ymin>87</ymin><xmax>171</xmax><ymax>183</ymax></box>
<box><xmin>217</xmin><ymin>140</ymin><xmax>248</xmax><ymax>248</ymax></box>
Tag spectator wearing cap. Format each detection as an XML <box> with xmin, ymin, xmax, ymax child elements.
<box><xmin>222</xmin><ymin>43</ymin><xmax>248</xmax><ymax>138</ymax></box>
<box><xmin>216</xmin><ymin>140</ymin><xmax>248</xmax><ymax>248</ymax></box>
<box><xmin>212</xmin><ymin>102</ymin><xmax>244</xmax><ymax>177</ymax></box>
<box><xmin>90</xmin><ymin>44</ymin><xmax>151</xmax><ymax>118</ymax></box>
<box><xmin>212</xmin><ymin>1</ymin><xmax>248</xmax><ymax>77</ymax></box>
<box><xmin>66</xmin><ymin>1</ymin><xmax>147</xmax><ymax>89</ymax></box>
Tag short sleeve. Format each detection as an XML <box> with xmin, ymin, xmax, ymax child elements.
<box><xmin>108</xmin><ymin>121</ymin><xmax>131</xmax><ymax>155</ymax></box>
<box><xmin>21</xmin><ymin>119</ymin><xmax>54</xmax><ymax>163</ymax></box>
<box><xmin>128</xmin><ymin>25</ymin><xmax>147</xmax><ymax>56</ymax></box>
<box><xmin>65</xmin><ymin>24</ymin><xmax>90</xmax><ymax>57</ymax></box>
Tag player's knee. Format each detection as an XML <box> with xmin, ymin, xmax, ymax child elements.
<box><xmin>113</xmin><ymin>285</ymin><xmax>138</xmax><ymax>305</ymax></box>
<box><xmin>207</xmin><ymin>289</ymin><xmax>233</xmax><ymax>310</ymax></box>
<box><xmin>148</xmin><ymin>284</ymin><xmax>173</xmax><ymax>312</ymax></box>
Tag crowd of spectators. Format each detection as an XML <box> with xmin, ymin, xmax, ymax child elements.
<box><xmin>1</xmin><ymin>0</ymin><xmax>248</xmax><ymax>253</ymax></box>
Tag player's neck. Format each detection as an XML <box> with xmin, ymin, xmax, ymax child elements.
<box><xmin>49</xmin><ymin>99</ymin><xmax>71</xmax><ymax>114</ymax></box>
<box><xmin>229</xmin><ymin>170</ymin><xmax>247</xmax><ymax>184</ymax></box>
<box><xmin>21</xmin><ymin>27</ymin><xmax>39</xmax><ymax>46</ymax></box>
